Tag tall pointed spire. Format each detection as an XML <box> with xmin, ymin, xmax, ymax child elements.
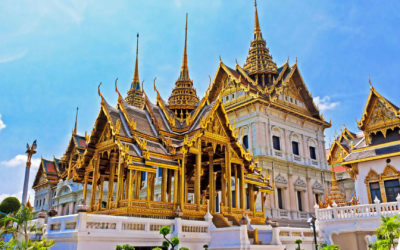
<box><xmin>168</xmin><ymin>13</ymin><xmax>199</xmax><ymax>118</ymax></box>
<box><xmin>73</xmin><ymin>107</ymin><xmax>78</xmax><ymax>135</ymax></box>
<box><xmin>243</xmin><ymin>0</ymin><xmax>277</xmax><ymax>82</ymax></box>
<box><xmin>133</xmin><ymin>33</ymin><xmax>140</xmax><ymax>86</ymax></box>
<box><xmin>254</xmin><ymin>0</ymin><xmax>261</xmax><ymax>38</ymax></box>
<box><xmin>179</xmin><ymin>13</ymin><xmax>189</xmax><ymax>80</ymax></box>
<box><xmin>126</xmin><ymin>33</ymin><xmax>145</xmax><ymax>109</ymax></box>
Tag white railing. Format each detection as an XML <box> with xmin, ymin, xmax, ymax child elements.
<box><xmin>47</xmin><ymin>212</ymin><xmax>211</xmax><ymax>238</ymax></box>
<box><xmin>316</xmin><ymin>197</ymin><xmax>400</xmax><ymax>222</ymax></box>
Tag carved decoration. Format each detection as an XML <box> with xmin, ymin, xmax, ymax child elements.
<box><xmin>364</xmin><ymin>169</ymin><xmax>380</xmax><ymax>183</ymax></box>
<box><xmin>275</xmin><ymin>173</ymin><xmax>288</xmax><ymax>185</ymax></box>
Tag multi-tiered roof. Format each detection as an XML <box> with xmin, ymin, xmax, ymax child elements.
<box><xmin>167</xmin><ymin>14</ymin><xmax>199</xmax><ymax>118</ymax></box>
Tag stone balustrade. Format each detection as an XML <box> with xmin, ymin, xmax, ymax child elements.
<box><xmin>315</xmin><ymin>196</ymin><xmax>400</xmax><ymax>222</ymax></box>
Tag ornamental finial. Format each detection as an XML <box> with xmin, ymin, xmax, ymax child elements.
<box><xmin>98</xmin><ymin>82</ymin><xmax>103</xmax><ymax>98</ymax></box>
<box><xmin>369</xmin><ymin>75</ymin><xmax>374</xmax><ymax>89</ymax></box>
<box><xmin>254</xmin><ymin>0</ymin><xmax>261</xmax><ymax>35</ymax></box>
<box><xmin>73</xmin><ymin>107</ymin><xmax>78</xmax><ymax>135</ymax></box>
<box><xmin>132</xmin><ymin>33</ymin><xmax>140</xmax><ymax>86</ymax></box>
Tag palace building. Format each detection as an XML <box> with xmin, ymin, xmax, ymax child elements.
<box><xmin>317</xmin><ymin>83</ymin><xmax>400</xmax><ymax>249</ymax></box>
<box><xmin>31</xmin><ymin>2</ymin><xmax>336</xmax><ymax>249</ymax></box>
<box><xmin>214</xmin><ymin>1</ymin><xmax>332</xmax><ymax>224</ymax></box>
<box><xmin>33</xmin><ymin>12</ymin><xmax>273</xmax><ymax>225</ymax></box>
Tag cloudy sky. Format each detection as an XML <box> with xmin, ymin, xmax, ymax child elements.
<box><xmin>1</xmin><ymin>0</ymin><xmax>400</xmax><ymax>202</ymax></box>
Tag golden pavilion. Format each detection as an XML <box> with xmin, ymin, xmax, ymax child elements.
<box><xmin>35</xmin><ymin>13</ymin><xmax>273</xmax><ymax>224</ymax></box>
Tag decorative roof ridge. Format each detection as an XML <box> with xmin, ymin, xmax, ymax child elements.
<box><xmin>154</xmin><ymin>78</ymin><xmax>176</xmax><ymax>127</ymax></box>
<box><xmin>357</xmin><ymin>81</ymin><xmax>400</xmax><ymax>130</ymax></box>
<box><xmin>327</xmin><ymin>138</ymin><xmax>350</xmax><ymax>165</ymax></box>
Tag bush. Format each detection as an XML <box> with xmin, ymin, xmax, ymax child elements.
<box><xmin>0</xmin><ymin>197</ymin><xmax>21</xmax><ymax>214</ymax></box>
<box><xmin>115</xmin><ymin>244</ymin><xmax>135</xmax><ymax>250</ymax></box>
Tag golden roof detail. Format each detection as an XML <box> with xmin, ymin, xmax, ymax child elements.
<box><xmin>168</xmin><ymin>13</ymin><xmax>199</xmax><ymax>117</ymax></box>
<box><xmin>243</xmin><ymin>0</ymin><xmax>277</xmax><ymax>78</ymax></box>
<box><xmin>126</xmin><ymin>33</ymin><xmax>145</xmax><ymax>109</ymax></box>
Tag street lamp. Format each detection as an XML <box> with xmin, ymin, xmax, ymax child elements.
<box><xmin>307</xmin><ymin>215</ymin><xmax>318</xmax><ymax>250</ymax></box>
<box><xmin>22</xmin><ymin>140</ymin><xmax>37</xmax><ymax>205</ymax></box>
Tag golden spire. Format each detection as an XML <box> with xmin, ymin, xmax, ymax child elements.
<box><xmin>126</xmin><ymin>33</ymin><xmax>145</xmax><ymax>109</ymax></box>
<box><xmin>168</xmin><ymin>13</ymin><xmax>199</xmax><ymax>118</ymax></box>
<box><xmin>254</xmin><ymin>0</ymin><xmax>261</xmax><ymax>38</ymax></box>
<box><xmin>243</xmin><ymin>0</ymin><xmax>277</xmax><ymax>79</ymax></box>
<box><xmin>179</xmin><ymin>13</ymin><xmax>189</xmax><ymax>80</ymax></box>
<box><xmin>73</xmin><ymin>107</ymin><xmax>78</xmax><ymax>135</ymax></box>
<box><xmin>133</xmin><ymin>33</ymin><xmax>140</xmax><ymax>88</ymax></box>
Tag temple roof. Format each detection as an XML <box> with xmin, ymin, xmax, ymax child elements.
<box><xmin>243</xmin><ymin>0</ymin><xmax>277</xmax><ymax>77</ymax></box>
<box><xmin>126</xmin><ymin>34</ymin><xmax>145</xmax><ymax>109</ymax></box>
<box><xmin>167</xmin><ymin>14</ymin><xmax>199</xmax><ymax>116</ymax></box>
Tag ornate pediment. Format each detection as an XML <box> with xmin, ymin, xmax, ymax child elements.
<box><xmin>275</xmin><ymin>173</ymin><xmax>287</xmax><ymax>185</ymax></box>
<box><xmin>382</xmin><ymin>164</ymin><xmax>399</xmax><ymax>179</ymax></box>
<box><xmin>294</xmin><ymin>177</ymin><xmax>307</xmax><ymax>188</ymax></box>
<box><xmin>358</xmin><ymin>87</ymin><xmax>400</xmax><ymax>142</ymax></box>
<box><xmin>365</xmin><ymin>100</ymin><xmax>397</xmax><ymax>129</ymax></box>
<box><xmin>312</xmin><ymin>181</ymin><xmax>324</xmax><ymax>191</ymax></box>
<box><xmin>365</xmin><ymin>169</ymin><xmax>380</xmax><ymax>183</ymax></box>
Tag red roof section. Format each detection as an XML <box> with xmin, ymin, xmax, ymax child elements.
<box><xmin>333</xmin><ymin>165</ymin><xmax>348</xmax><ymax>173</ymax></box>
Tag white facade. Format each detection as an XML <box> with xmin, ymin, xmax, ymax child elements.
<box><xmin>223</xmin><ymin>99</ymin><xmax>331</xmax><ymax>223</ymax></box>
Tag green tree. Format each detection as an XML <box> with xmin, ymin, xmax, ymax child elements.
<box><xmin>295</xmin><ymin>239</ymin><xmax>302</xmax><ymax>250</ymax></box>
<box><xmin>158</xmin><ymin>225</ymin><xmax>187</xmax><ymax>250</ymax></box>
<box><xmin>0</xmin><ymin>206</ymin><xmax>54</xmax><ymax>249</ymax></box>
<box><xmin>320</xmin><ymin>243</ymin><xmax>340</xmax><ymax>250</ymax></box>
<box><xmin>115</xmin><ymin>244</ymin><xmax>135</xmax><ymax>250</ymax></box>
<box><xmin>375</xmin><ymin>215</ymin><xmax>400</xmax><ymax>248</ymax></box>
<box><xmin>0</xmin><ymin>197</ymin><xmax>21</xmax><ymax>214</ymax></box>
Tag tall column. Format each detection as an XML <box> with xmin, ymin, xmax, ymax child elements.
<box><xmin>90</xmin><ymin>154</ymin><xmax>100</xmax><ymax>210</ymax></box>
<box><xmin>174</xmin><ymin>169</ymin><xmax>179</xmax><ymax>204</ymax></box>
<box><xmin>287</xmin><ymin>174</ymin><xmax>295</xmax><ymax>218</ymax></box>
<box><xmin>179</xmin><ymin>153</ymin><xmax>186</xmax><ymax>209</ymax></box>
<box><xmin>226</xmin><ymin>144</ymin><xmax>232</xmax><ymax>212</ymax></box>
<box><xmin>83</xmin><ymin>173</ymin><xmax>88</xmax><ymax>202</ymax></box>
<box><xmin>147</xmin><ymin>172</ymin><xmax>152</xmax><ymax>201</ymax></box>
<box><xmin>128</xmin><ymin>170</ymin><xmax>134</xmax><ymax>205</ymax></box>
<box><xmin>249</xmin><ymin>184</ymin><xmax>255</xmax><ymax>214</ymax></box>
<box><xmin>98</xmin><ymin>176</ymin><xmax>104</xmax><ymax>209</ymax></box>
<box><xmin>234</xmin><ymin>165</ymin><xmax>239</xmax><ymax>209</ymax></box>
<box><xmin>161</xmin><ymin>168</ymin><xmax>168</xmax><ymax>202</ymax></box>
<box><xmin>221</xmin><ymin>163</ymin><xmax>227</xmax><ymax>206</ymax></box>
<box><xmin>150</xmin><ymin>173</ymin><xmax>155</xmax><ymax>201</ymax></box>
<box><xmin>107</xmin><ymin>152</ymin><xmax>117</xmax><ymax>209</ymax></box>
<box><xmin>208</xmin><ymin>151</ymin><xmax>215</xmax><ymax>213</ymax></box>
<box><xmin>125</xmin><ymin>169</ymin><xmax>129</xmax><ymax>200</ymax></box>
<box><xmin>134</xmin><ymin>171</ymin><xmax>142</xmax><ymax>199</ymax></box>
<box><xmin>195</xmin><ymin>140</ymin><xmax>202</xmax><ymax>208</ymax></box>
<box><xmin>306</xmin><ymin>176</ymin><xmax>314</xmax><ymax>212</ymax></box>
<box><xmin>262</xmin><ymin>192</ymin><xmax>266</xmax><ymax>214</ymax></box>
<box><xmin>116</xmin><ymin>154</ymin><xmax>124</xmax><ymax>202</ymax></box>
<box><xmin>240</xmin><ymin>164</ymin><xmax>245</xmax><ymax>209</ymax></box>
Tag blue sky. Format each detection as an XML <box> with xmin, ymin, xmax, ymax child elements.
<box><xmin>1</xmin><ymin>0</ymin><xmax>400</xmax><ymax>202</ymax></box>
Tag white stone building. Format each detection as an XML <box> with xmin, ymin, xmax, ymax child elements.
<box><xmin>317</xmin><ymin>85</ymin><xmax>400</xmax><ymax>249</ymax></box>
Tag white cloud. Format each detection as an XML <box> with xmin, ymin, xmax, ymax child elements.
<box><xmin>0</xmin><ymin>190</ymin><xmax>34</xmax><ymax>205</ymax></box>
<box><xmin>0</xmin><ymin>50</ymin><xmax>27</xmax><ymax>64</ymax></box>
<box><xmin>0</xmin><ymin>114</ymin><xmax>5</xmax><ymax>130</ymax></box>
<box><xmin>313</xmin><ymin>96</ymin><xmax>339</xmax><ymax>112</ymax></box>
<box><xmin>0</xmin><ymin>154</ymin><xmax>41</xmax><ymax>170</ymax></box>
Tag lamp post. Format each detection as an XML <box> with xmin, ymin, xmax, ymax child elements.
<box><xmin>22</xmin><ymin>140</ymin><xmax>37</xmax><ymax>206</ymax></box>
<box><xmin>307</xmin><ymin>215</ymin><xmax>318</xmax><ymax>250</ymax></box>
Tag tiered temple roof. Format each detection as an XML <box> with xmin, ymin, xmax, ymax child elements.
<box><xmin>167</xmin><ymin>14</ymin><xmax>199</xmax><ymax>119</ymax></box>
<box><xmin>126</xmin><ymin>34</ymin><xmax>145</xmax><ymax>109</ymax></box>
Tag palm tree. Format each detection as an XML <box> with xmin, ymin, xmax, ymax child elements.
<box><xmin>0</xmin><ymin>206</ymin><xmax>54</xmax><ymax>249</ymax></box>
<box><xmin>376</xmin><ymin>215</ymin><xmax>400</xmax><ymax>248</ymax></box>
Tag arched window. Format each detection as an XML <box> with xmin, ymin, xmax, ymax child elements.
<box><xmin>242</xmin><ymin>135</ymin><xmax>249</xmax><ymax>149</ymax></box>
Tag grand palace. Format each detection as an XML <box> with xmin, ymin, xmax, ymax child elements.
<box><xmin>28</xmin><ymin>1</ymin><xmax>400</xmax><ymax>250</ymax></box>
